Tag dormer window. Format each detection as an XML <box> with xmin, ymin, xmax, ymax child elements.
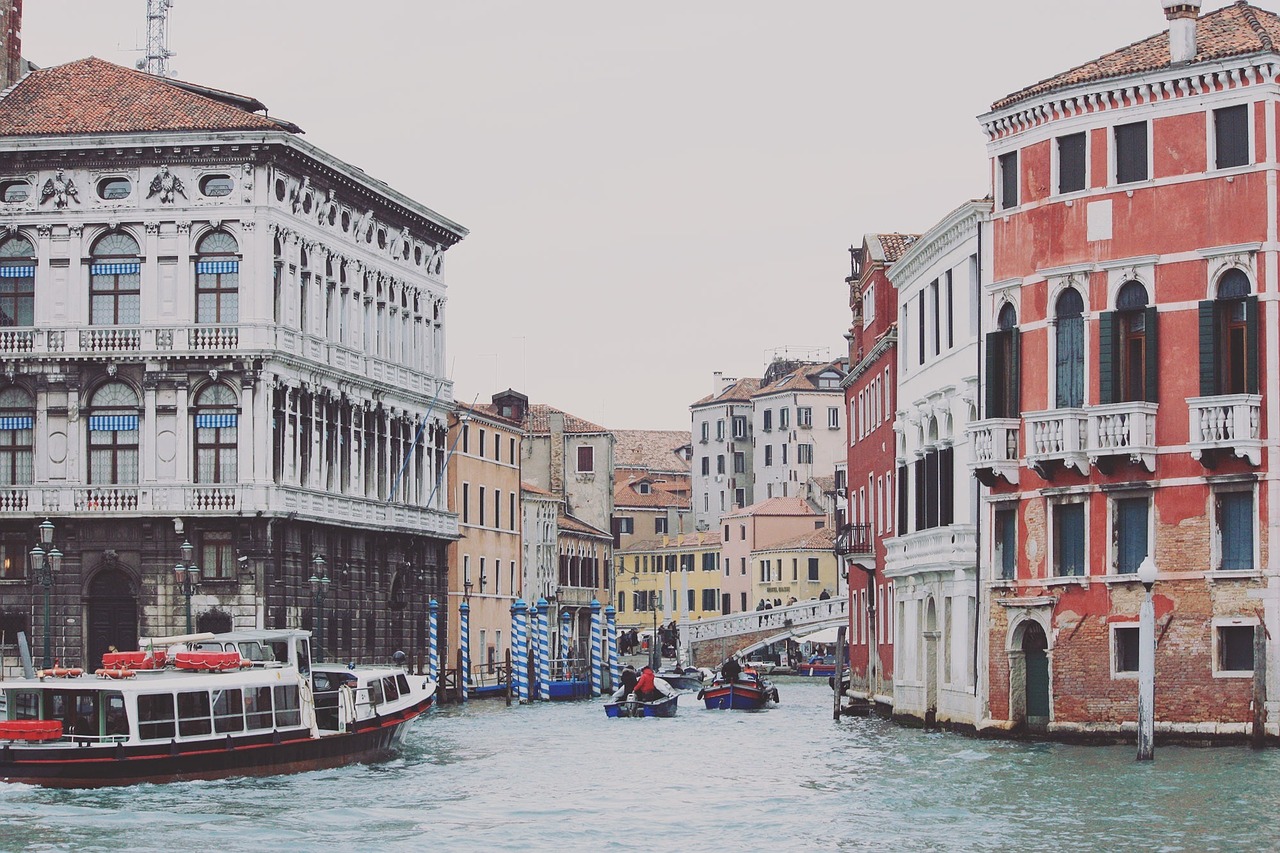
<box><xmin>637</xmin><ymin>482</ymin><xmax>651</xmax><ymax>495</ymax></box>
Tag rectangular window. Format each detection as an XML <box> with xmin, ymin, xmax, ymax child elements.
<box><xmin>734</xmin><ymin>488</ymin><xmax>745</xmax><ymax>508</ymax></box>
<box><xmin>701</xmin><ymin>457</ymin><xmax>710</xmax><ymax>476</ymax></box>
<box><xmin>576</xmin><ymin>445</ymin><xmax>594</xmax><ymax>473</ymax></box>
<box><xmin>797</xmin><ymin>407</ymin><xmax>812</xmax><ymax>428</ymax></box>
<box><xmin>1113</xmin><ymin>626</ymin><xmax>1140</xmax><ymax>674</ymax></box>
<box><xmin>655</xmin><ymin>517</ymin><xmax>667</xmax><ymax>535</ymax></box>
<box><xmin>828</xmin><ymin>407</ymin><xmax>840</xmax><ymax>429</ymax></box>
<box><xmin>1115</xmin><ymin>121</ymin><xmax>1148</xmax><ymax>184</ymax></box>
<box><xmin>998</xmin><ymin>151</ymin><xmax>1018</xmax><ymax>209</ymax></box>
<box><xmin>995</xmin><ymin>508</ymin><xmax>1017</xmax><ymax>580</ymax></box>
<box><xmin>917</xmin><ymin>296</ymin><xmax>926</xmax><ymax>365</ymax></box>
<box><xmin>702</xmin><ymin>588</ymin><xmax>718</xmax><ymax>611</ymax></box>
<box><xmin>479</xmin><ymin>428</ymin><xmax>486</xmax><ymax>459</ymax></box>
<box><xmin>764</xmin><ymin>445</ymin><xmax>773</xmax><ymax>466</ymax></box>
<box><xmin>1057</xmin><ymin>132</ymin><xmax>1087</xmax><ymax>194</ymax></box>
<box><xmin>1217</xmin><ymin>490</ymin><xmax>1254</xmax><ymax>570</ymax></box>
<box><xmin>733</xmin><ymin>451</ymin><xmax>745</xmax><ymax>473</ymax></box>
<box><xmin>510</xmin><ymin>493</ymin><xmax>516</xmax><ymax>531</ymax></box>
<box><xmin>716</xmin><ymin>420</ymin><xmax>725</xmax><ymax>441</ymax></box>
<box><xmin>618</xmin><ymin>517</ymin><xmax>633</xmax><ymax>534</ymax></box>
<box><xmin>717</xmin><ymin>455</ymin><xmax>725</xmax><ymax>475</ymax></box>
<box><xmin>1219</xmin><ymin>625</ymin><xmax>1255</xmax><ymax>673</ymax></box>
<box><xmin>779</xmin><ymin>408</ymin><xmax>790</xmax><ymax>429</ymax></box>
<box><xmin>1054</xmin><ymin>502</ymin><xmax>1086</xmax><ymax>576</ymax></box>
<box><xmin>797</xmin><ymin>444</ymin><xmax>813</xmax><ymax>464</ymax></box>
<box><xmin>479</xmin><ymin>485</ymin><xmax>486</xmax><ymax>527</ymax></box>
<box><xmin>461</xmin><ymin>483</ymin><xmax>470</xmax><ymax>524</ymax></box>
<box><xmin>1215</xmin><ymin>104</ymin><xmax>1249</xmax><ymax>169</ymax></box>
<box><xmin>740</xmin><ymin>557</ymin><xmax>746</xmax><ymax>575</ymax></box>
<box><xmin>807</xmin><ymin>557</ymin><xmax>819</xmax><ymax>581</ymax></box>
<box><xmin>201</xmin><ymin>531</ymin><xmax>236</xmax><ymax>580</ymax></box>
<box><xmin>945</xmin><ymin>270</ymin><xmax>954</xmax><ymax>350</ymax></box>
<box><xmin>931</xmin><ymin>279</ymin><xmax>941</xmax><ymax>355</ymax></box>
<box><xmin>1115</xmin><ymin>496</ymin><xmax>1149</xmax><ymax>575</ymax></box>
<box><xmin>733</xmin><ymin>416</ymin><xmax>747</xmax><ymax>438</ymax></box>
<box><xmin>700</xmin><ymin>421</ymin><xmax>709</xmax><ymax>443</ymax></box>
<box><xmin>763</xmin><ymin>410</ymin><xmax>773</xmax><ymax>432</ymax></box>
<box><xmin>781</xmin><ymin>445</ymin><xmax>788</xmax><ymax>465</ymax></box>
<box><xmin>510</xmin><ymin>437</ymin><xmax>516</xmax><ymax>463</ymax></box>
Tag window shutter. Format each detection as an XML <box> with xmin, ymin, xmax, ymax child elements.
<box><xmin>1098</xmin><ymin>311</ymin><xmax>1115</xmax><ymax>404</ymax></box>
<box><xmin>1009</xmin><ymin>330</ymin><xmax>1021</xmax><ymax>417</ymax></box>
<box><xmin>939</xmin><ymin>447</ymin><xmax>954</xmax><ymax>527</ymax></box>
<box><xmin>1055</xmin><ymin>316</ymin><xmax>1084</xmax><ymax>408</ymax></box>
<box><xmin>1144</xmin><ymin>305</ymin><xmax>1159</xmax><ymax>402</ymax></box>
<box><xmin>897</xmin><ymin>464</ymin><xmax>908</xmax><ymax>534</ymax></box>
<box><xmin>1246</xmin><ymin>295</ymin><xmax>1259</xmax><ymax>393</ymax></box>
<box><xmin>985</xmin><ymin>330</ymin><xmax>1002</xmax><ymax>417</ymax></box>
<box><xmin>1199</xmin><ymin>300</ymin><xmax>1217</xmax><ymax>396</ymax></box>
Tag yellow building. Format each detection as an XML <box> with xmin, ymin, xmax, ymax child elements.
<box><xmin>750</xmin><ymin>527</ymin><xmax>839</xmax><ymax>608</ymax></box>
<box><xmin>613</xmin><ymin>532</ymin><xmax>722</xmax><ymax>638</ymax></box>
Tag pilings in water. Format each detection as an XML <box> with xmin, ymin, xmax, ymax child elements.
<box><xmin>428</xmin><ymin>599</ymin><xmax>440</xmax><ymax>682</ymax></box>
<box><xmin>606</xmin><ymin>604</ymin><xmax>619</xmax><ymax>692</ymax></box>
<box><xmin>590</xmin><ymin>599</ymin><xmax>603</xmax><ymax>697</ymax></box>
<box><xmin>460</xmin><ymin>599</ymin><xmax>471</xmax><ymax>703</ymax></box>
<box><xmin>537</xmin><ymin>598</ymin><xmax>551</xmax><ymax>702</ymax></box>
<box><xmin>511</xmin><ymin>598</ymin><xmax>528</xmax><ymax>704</ymax></box>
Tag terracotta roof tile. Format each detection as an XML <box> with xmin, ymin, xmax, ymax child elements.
<box><xmin>556</xmin><ymin>510</ymin><xmax>611</xmax><ymax>539</ymax></box>
<box><xmin>612</xmin><ymin>429</ymin><xmax>692</xmax><ymax>472</ymax></box>
<box><xmin>0</xmin><ymin>57</ymin><xmax>294</xmax><ymax>137</ymax></box>
<box><xmin>875</xmin><ymin>233</ymin><xmax>921</xmax><ymax>263</ymax></box>
<box><xmin>617</xmin><ymin>531</ymin><xmax>722</xmax><ymax>554</ymax></box>
<box><xmin>993</xmin><ymin>3</ymin><xmax>1280</xmax><ymax>111</ymax></box>
<box><xmin>691</xmin><ymin>377</ymin><xmax>763</xmax><ymax>407</ymax></box>
<box><xmin>756</xmin><ymin>526</ymin><xmax>837</xmax><ymax>553</ymax></box>
<box><xmin>722</xmin><ymin>496</ymin><xmax>819</xmax><ymax>519</ymax></box>
<box><xmin>454</xmin><ymin>401</ymin><xmax>522</xmax><ymax>429</ymax></box>
<box><xmin>521</xmin><ymin>482</ymin><xmax>555</xmax><ymax>497</ymax></box>
<box><xmin>752</xmin><ymin>358</ymin><xmax>847</xmax><ymax>397</ymax></box>
<box><xmin>522</xmin><ymin>403</ymin><xmax>607</xmax><ymax>435</ymax></box>
<box><xmin>613</xmin><ymin>479</ymin><xmax>691</xmax><ymax>510</ymax></box>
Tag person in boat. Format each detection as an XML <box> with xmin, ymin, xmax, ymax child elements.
<box><xmin>634</xmin><ymin>665</ymin><xmax>677</xmax><ymax>702</ymax></box>
<box><xmin>721</xmin><ymin>656</ymin><xmax>742</xmax><ymax>683</ymax></box>
<box><xmin>610</xmin><ymin>664</ymin><xmax>640</xmax><ymax>700</ymax></box>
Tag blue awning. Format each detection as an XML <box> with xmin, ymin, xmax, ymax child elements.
<box><xmin>0</xmin><ymin>265</ymin><xmax>34</xmax><ymax>278</ymax></box>
<box><xmin>87</xmin><ymin>414</ymin><xmax>139</xmax><ymax>431</ymax></box>
<box><xmin>196</xmin><ymin>260</ymin><xmax>239</xmax><ymax>274</ymax></box>
<box><xmin>195</xmin><ymin>413</ymin><xmax>238</xmax><ymax>428</ymax></box>
<box><xmin>0</xmin><ymin>416</ymin><xmax>32</xmax><ymax>429</ymax></box>
<box><xmin>90</xmin><ymin>263</ymin><xmax>140</xmax><ymax>276</ymax></box>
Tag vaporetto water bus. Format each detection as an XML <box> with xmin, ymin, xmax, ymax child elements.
<box><xmin>0</xmin><ymin>629</ymin><xmax>435</xmax><ymax>788</ymax></box>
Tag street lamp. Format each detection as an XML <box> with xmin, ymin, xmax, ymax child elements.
<box><xmin>309</xmin><ymin>554</ymin><xmax>329</xmax><ymax>663</ymax></box>
<box><xmin>28</xmin><ymin>519</ymin><xmax>62</xmax><ymax>668</ymax></box>
<box><xmin>174</xmin><ymin>539</ymin><xmax>200</xmax><ymax>635</ymax></box>
<box><xmin>1136</xmin><ymin>555</ymin><xmax>1157</xmax><ymax>761</ymax></box>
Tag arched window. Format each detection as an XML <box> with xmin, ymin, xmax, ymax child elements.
<box><xmin>194</xmin><ymin>383</ymin><xmax>238</xmax><ymax>484</ymax></box>
<box><xmin>1100</xmin><ymin>280</ymin><xmax>1157</xmax><ymax>403</ymax></box>
<box><xmin>0</xmin><ymin>385</ymin><xmax>34</xmax><ymax>485</ymax></box>
<box><xmin>1201</xmin><ymin>268</ymin><xmax>1256</xmax><ymax>396</ymax></box>
<box><xmin>0</xmin><ymin>235</ymin><xmax>35</xmax><ymax>327</ymax></box>
<box><xmin>985</xmin><ymin>303</ymin><xmax>1020</xmax><ymax>419</ymax></box>
<box><xmin>1055</xmin><ymin>288</ymin><xmax>1084</xmax><ymax>408</ymax></box>
<box><xmin>195</xmin><ymin>231</ymin><xmax>239</xmax><ymax>324</ymax></box>
<box><xmin>90</xmin><ymin>233</ymin><xmax>141</xmax><ymax>325</ymax></box>
<box><xmin>88</xmin><ymin>382</ymin><xmax>139</xmax><ymax>484</ymax></box>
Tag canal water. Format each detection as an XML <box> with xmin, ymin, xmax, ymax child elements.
<box><xmin>2</xmin><ymin>679</ymin><xmax>1278</xmax><ymax>851</ymax></box>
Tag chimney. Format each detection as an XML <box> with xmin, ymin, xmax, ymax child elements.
<box><xmin>712</xmin><ymin>371</ymin><xmax>723</xmax><ymax>395</ymax></box>
<box><xmin>1162</xmin><ymin>1</ymin><xmax>1202</xmax><ymax>64</ymax></box>
<box><xmin>548</xmin><ymin>411</ymin><xmax>565</xmax><ymax>498</ymax></box>
<box><xmin>0</xmin><ymin>0</ymin><xmax>21</xmax><ymax>91</ymax></box>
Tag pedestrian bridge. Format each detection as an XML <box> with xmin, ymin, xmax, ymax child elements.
<box><xmin>682</xmin><ymin>597</ymin><xmax>848</xmax><ymax>668</ymax></box>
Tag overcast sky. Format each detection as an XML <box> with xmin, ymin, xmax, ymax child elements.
<box><xmin>24</xmin><ymin>1</ymin><xmax>1229</xmax><ymax>429</ymax></box>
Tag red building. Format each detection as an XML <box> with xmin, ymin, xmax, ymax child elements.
<box><xmin>972</xmin><ymin>1</ymin><xmax>1277</xmax><ymax>739</ymax></box>
<box><xmin>840</xmin><ymin>234</ymin><xmax>916</xmax><ymax>707</ymax></box>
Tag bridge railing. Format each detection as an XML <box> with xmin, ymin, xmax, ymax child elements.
<box><xmin>684</xmin><ymin>596</ymin><xmax>848</xmax><ymax>643</ymax></box>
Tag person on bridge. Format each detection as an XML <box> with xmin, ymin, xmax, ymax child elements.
<box><xmin>819</xmin><ymin>589</ymin><xmax>831</xmax><ymax>600</ymax></box>
<box><xmin>721</xmin><ymin>656</ymin><xmax>742</xmax><ymax>683</ymax></box>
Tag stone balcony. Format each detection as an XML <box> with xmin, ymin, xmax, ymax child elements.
<box><xmin>0</xmin><ymin>483</ymin><xmax>457</xmax><ymax>538</ymax></box>
<box><xmin>1024</xmin><ymin>402</ymin><xmax>1158</xmax><ymax>477</ymax></box>
<box><xmin>967</xmin><ymin>418</ymin><xmax>1021</xmax><ymax>485</ymax></box>
<box><xmin>883</xmin><ymin>525</ymin><xmax>976</xmax><ymax>578</ymax></box>
<box><xmin>1187</xmin><ymin>394</ymin><xmax>1262</xmax><ymax>466</ymax></box>
<box><xmin>1024</xmin><ymin>408</ymin><xmax>1089</xmax><ymax>476</ymax></box>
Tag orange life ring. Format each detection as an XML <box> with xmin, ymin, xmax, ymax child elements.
<box><xmin>94</xmin><ymin>667</ymin><xmax>137</xmax><ymax>679</ymax></box>
<box><xmin>37</xmin><ymin>667</ymin><xmax>84</xmax><ymax>679</ymax></box>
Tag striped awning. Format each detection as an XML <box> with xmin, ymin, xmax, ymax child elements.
<box><xmin>90</xmin><ymin>263</ymin><xmax>140</xmax><ymax>276</ymax></box>
<box><xmin>0</xmin><ymin>416</ymin><xmax>32</xmax><ymax>430</ymax></box>
<box><xmin>87</xmin><ymin>414</ymin><xmax>139</xmax><ymax>431</ymax></box>
<box><xmin>195</xmin><ymin>413</ymin><xmax>237</xmax><ymax>428</ymax></box>
<box><xmin>0</xmin><ymin>265</ymin><xmax>34</xmax><ymax>278</ymax></box>
<box><xmin>196</xmin><ymin>260</ymin><xmax>239</xmax><ymax>274</ymax></box>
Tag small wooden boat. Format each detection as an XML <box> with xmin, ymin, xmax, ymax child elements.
<box><xmin>656</xmin><ymin>669</ymin><xmax>704</xmax><ymax>692</ymax></box>
<box><xmin>603</xmin><ymin>693</ymin><xmax>678</xmax><ymax>718</ymax></box>
<box><xmin>698</xmin><ymin>669</ymin><xmax>779</xmax><ymax>710</ymax></box>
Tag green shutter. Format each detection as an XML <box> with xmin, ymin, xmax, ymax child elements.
<box><xmin>1010</xmin><ymin>330</ymin><xmax>1021</xmax><ymax>417</ymax></box>
<box><xmin>985</xmin><ymin>330</ymin><xmax>1000</xmax><ymax>417</ymax></box>
<box><xmin>1144</xmin><ymin>305</ymin><xmax>1159</xmax><ymax>403</ymax></box>
<box><xmin>1199</xmin><ymin>300</ymin><xmax>1217</xmax><ymax>396</ymax></box>
<box><xmin>1098</xmin><ymin>311</ymin><xmax>1115</xmax><ymax>404</ymax></box>
<box><xmin>1246</xmin><ymin>295</ymin><xmax>1259</xmax><ymax>394</ymax></box>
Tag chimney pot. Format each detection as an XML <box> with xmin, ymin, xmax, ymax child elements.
<box><xmin>1162</xmin><ymin>1</ymin><xmax>1202</xmax><ymax>64</ymax></box>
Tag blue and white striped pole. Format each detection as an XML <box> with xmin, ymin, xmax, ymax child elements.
<box><xmin>460</xmin><ymin>599</ymin><xmax>471</xmax><ymax>703</ymax></box>
<box><xmin>536</xmin><ymin>598</ymin><xmax>551</xmax><ymax>702</ymax></box>
<box><xmin>605</xmin><ymin>604</ymin><xmax>619</xmax><ymax>691</ymax></box>
<box><xmin>528</xmin><ymin>602</ymin><xmax>540</xmax><ymax>700</ymax></box>
<box><xmin>511</xmin><ymin>598</ymin><xmax>528</xmax><ymax>704</ymax></box>
<box><xmin>590</xmin><ymin>599</ymin><xmax>603</xmax><ymax>697</ymax></box>
<box><xmin>559</xmin><ymin>609</ymin><xmax>573</xmax><ymax>681</ymax></box>
<box><xmin>428</xmin><ymin>599</ymin><xmax>440</xmax><ymax>682</ymax></box>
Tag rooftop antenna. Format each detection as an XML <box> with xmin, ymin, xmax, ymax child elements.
<box><xmin>137</xmin><ymin>0</ymin><xmax>175</xmax><ymax>77</ymax></box>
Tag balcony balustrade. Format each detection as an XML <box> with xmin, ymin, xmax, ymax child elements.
<box><xmin>966</xmin><ymin>418</ymin><xmax>1021</xmax><ymax>485</ymax></box>
<box><xmin>1087</xmin><ymin>401</ymin><xmax>1157</xmax><ymax>472</ymax></box>
<box><xmin>1187</xmin><ymin>394</ymin><xmax>1262</xmax><ymax>466</ymax></box>
<box><xmin>834</xmin><ymin>522</ymin><xmax>874</xmax><ymax>560</ymax></box>
<box><xmin>1024</xmin><ymin>408</ymin><xmax>1089</xmax><ymax>475</ymax></box>
<box><xmin>884</xmin><ymin>526</ymin><xmax>976</xmax><ymax>578</ymax></box>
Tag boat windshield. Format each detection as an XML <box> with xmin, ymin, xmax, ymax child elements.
<box><xmin>5</xmin><ymin>688</ymin><xmax>128</xmax><ymax>741</ymax></box>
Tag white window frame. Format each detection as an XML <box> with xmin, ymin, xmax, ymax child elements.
<box><xmin>1052</xmin><ymin>129</ymin><xmax>1091</xmax><ymax>198</ymax></box>
<box><xmin>1110</xmin><ymin>118</ymin><xmax>1153</xmax><ymax>187</ymax></box>
<box><xmin>1109</xmin><ymin>623</ymin><xmax>1140</xmax><ymax>680</ymax></box>
<box><xmin>1212</xmin><ymin>616</ymin><xmax>1259</xmax><ymax>678</ymax></box>
<box><xmin>827</xmin><ymin>407</ymin><xmax>840</xmax><ymax>429</ymax></box>
<box><xmin>1208</xmin><ymin>100</ymin><xmax>1253</xmax><ymax>173</ymax></box>
<box><xmin>863</xmin><ymin>280</ymin><xmax>877</xmax><ymax>326</ymax></box>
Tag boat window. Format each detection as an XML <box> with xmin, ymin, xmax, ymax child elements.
<box><xmin>273</xmin><ymin>684</ymin><xmax>301</xmax><ymax>727</ymax></box>
<box><xmin>268</xmin><ymin>641</ymin><xmax>289</xmax><ymax>665</ymax></box>
<box><xmin>68</xmin><ymin>692</ymin><xmax>99</xmax><ymax>737</ymax></box>
<box><xmin>12</xmin><ymin>690</ymin><xmax>40</xmax><ymax>719</ymax></box>
<box><xmin>177</xmin><ymin>690</ymin><xmax>213</xmax><ymax>737</ymax></box>
<box><xmin>395</xmin><ymin>674</ymin><xmax>410</xmax><ymax>697</ymax></box>
<box><xmin>382</xmin><ymin>676</ymin><xmax>400</xmax><ymax>702</ymax></box>
<box><xmin>368</xmin><ymin>679</ymin><xmax>384</xmax><ymax>706</ymax></box>
<box><xmin>237</xmin><ymin>642</ymin><xmax>265</xmax><ymax>662</ymax></box>
<box><xmin>295</xmin><ymin>639</ymin><xmax>311</xmax><ymax>676</ymax></box>
<box><xmin>138</xmin><ymin>694</ymin><xmax>176</xmax><ymax>740</ymax></box>
<box><xmin>213</xmin><ymin>688</ymin><xmax>245</xmax><ymax>733</ymax></box>
<box><xmin>245</xmin><ymin>686</ymin><xmax>274</xmax><ymax>730</ymax></box>
<box><xmin>104</xmin><ymin>692</ymin><xmax>127</xmax><ymax>736</ymax></box>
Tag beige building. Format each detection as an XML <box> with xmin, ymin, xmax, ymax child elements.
<box><xmin>751</xmin><ymin>526</ymin><xmax>839</xmax><ymax>607</ymax></box>
<box><xmin>447</xmin><ymin>401</ymin><xmax>523</xmax><ymax>685</ymax></box>
<box><xmin>720</xmin><ymin>496</ymin><xmax>829</xmax><ymax>614</ymax></box>
<box><xmin>615</xmin><ymin>531</ymin><xmax>723</xmax><ymax>634</ymax></box>
<box><xmin>612</xmin><ymin>428</ymin><xmax>693</xmax><ymax>553</ymax></box>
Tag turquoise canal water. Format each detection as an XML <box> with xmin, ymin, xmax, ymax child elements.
<box><xmin>2</xmin><ymin>680</ymin><xmax>1278</xmax><ymax>851</ymax></box>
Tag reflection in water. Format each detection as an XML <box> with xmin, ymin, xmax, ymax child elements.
<box><xmin>2</xmin><ymin>681</ymin><xmax>1277</xmax><ymax>851</ymax></box>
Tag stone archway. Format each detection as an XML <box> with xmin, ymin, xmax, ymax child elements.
<box><xmin>1007</xmin><ymin>613</ymin><xmax>1051</xmax><ymax>731</ymax></box>
<box><xmin>924</xmin><ymin>597</ymin><xmax>939</xmax><ymax>728</ymax></box>
<box><xmin>85</xmin><ymin>566</ymin><xmax>138</xmax><ymax>670</ymax></box>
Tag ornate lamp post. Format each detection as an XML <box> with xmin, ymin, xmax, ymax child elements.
<box><xmin>28</xmin><ymin>518</ymin><xmax>62</xmax><ymax>668</ymax></box>
<box><xmin>173</xmin><ymin>539</ymin><xmax>201</xmax><ymax>635</ymax></box>
<box><xmin>1136</xmin><ymin>555</ymin><xmax>1157</xmax><ymax>761</ymax></box>
<box><xmin>309</xmin><ymin>554</ymin><xmax>329</xmax><ymax>663</ymax></box>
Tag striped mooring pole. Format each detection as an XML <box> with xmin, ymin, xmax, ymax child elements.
<box><xmin>559</xmin><ymin>609</ymin><xmax>573</xmax><ymax>680</ymax></box>
<box><xmin>590</xmin><ymin>599</ymin><xmax>603</xmax><ymax>697</ymax></box>
<box><xmin>605</xmin><ymin>604</ymin><xmax>619</xmax><ymax>691</ymax></box>
<box><xmin>511</xmin><ymin>598</ymin><xmax>528</xmax><ymax>703</ymax></box>
<box><xmin>528</xmin><ymin>601</ymin><xmax>540</xmax><ymax>700</ymax></box>
<box><xmin>428</xmin><ymin>598</ymin><xmax>440</xmax><ymax>682</ymax></box>
<box><xmin>459</xmin><ymin>599</ymin><xmax>470</xmax><ymax>702</ymax></box>
<box><xmin>536</xmin><ymin>598</ymin><xmax>551</xmax><ymax>702</ymax></box>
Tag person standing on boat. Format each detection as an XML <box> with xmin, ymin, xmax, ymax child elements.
<box><xmin>634</xmin><ymin>665</ymin><xmax>678</xmax><ymax>702</ymax></box>
<box><xmin>721</xmin><ymin>656</ymin><xmax>742</xmax><ymax>683</ymax></box>
<box><xmin>610</xmin><ymin>664</ymin><xmax>640</xmax><ymax>700</ymax></box>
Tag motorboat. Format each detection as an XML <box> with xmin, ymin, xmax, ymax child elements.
<box><xmin>603</xmin><ymin>693</ymin><xmax>678</xmax><ymax>718</ymax></box>
<box><xmin>0</xmin><ymin>629</ymin><xmax>435</xmax><ymax>788</ymax></box>
<box><xmin>656</xmin><ymin>668</ymin><xmax>704</xmax><ymax>692</ymax></box>
<box><xmin>698</xmin><ymin>668</ymin><xmax>780</xmax><ymax>710</ymax></box>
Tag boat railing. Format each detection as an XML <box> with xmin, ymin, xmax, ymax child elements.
<box><xmin>469</xmin><ymin>660</ymin><xmax>512</xmax><ymax>688</ymax></box>
<box><xmin>551</xmin><ymin>656</ymin><xmax>585</xmax><ymax>681</ymax></box>
<box><xmin>66</xmin><ymin>733</ymin><xmax>130</xmax><ymax>746</ymax></box>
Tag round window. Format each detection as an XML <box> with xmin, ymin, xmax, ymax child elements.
<box><xmin>199</xmin><ymin>174</ymin><xmax>234</xmax><ymax>197</ymax></box>
<box><xmin>0</xmin><ymin>180</ymin><xmax>30</xmax><ymax>203</ymax></box>
<box><xmin>97</xmin><ymin>177</ymin><xmax>132</xmax><ymax>200</ymax></box>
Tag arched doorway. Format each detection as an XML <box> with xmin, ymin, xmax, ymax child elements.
<box><xmin>924</xmin><ymin>597</ymin><xmax>939</xmax><ymax>729</ymax></box>
<box><xmin>1022</xmin><ymin>621</ymin><xmax>1050</xmax><ymax>729</ymax></box>
<box><xmin>86</xmin><ymin>567</ymin><xmax>137</xmax><ymax>670</ymax></box>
